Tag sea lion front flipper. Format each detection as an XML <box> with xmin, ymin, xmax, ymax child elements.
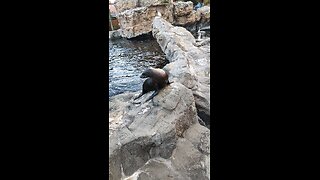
<box><xmin>132</xmin><ymin>101</ymin><xmax>141</xmax><ymax>104</ymax></box>
<box><xmin>144</xmin><ymin>90</ymin><xmax>159</xmax><ymax>103</ymax></box>
<box><xmin>134</xmin><ymin>92</ymin><xmax>143</xmax><ymax>100</ymax></box>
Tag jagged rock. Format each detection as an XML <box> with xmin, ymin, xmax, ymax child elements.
<box><xmin>109</xmin><ymin>83</ymin><xmax>199</xmax><ymax>180</ymax></box>
<box><xmin>115</xmin><ymin>0</ymin><xmax>172</xmax><ymax>13</ymax></box>
<box><xmin>109</xmin><ymin>29</ymin><xmax>121</xmax><ymax>39</ymax></box>
<box><xmin>174</xmin><ymin>10</ymin><xmax>201</xmax><ymax>26</ymax></box>
<box><xmin>171</xmin><ymin>130</ymin><xmax>210</xmax><ymax>180</ymax></box>
<box><xmin>117</xmin><ymin>5</ymin><xmax>174</xmax><ymax>39</ymax></box>
<box><xmin>109</xmin><ymin>3</ymin><xmax>211</xmax><ymax>180</ymax></box>
<box><xmin>114</xmin><ymin>0</ymin><xmax>139</xmax><ymax>13</ymax></box>
<box><xmin>173</xmin><ymin>1</ymin><xmax>194</xmax><ymax>16</ymax></box>
<box><xmin>136</xmin><ymin>158</ymin><xmax>190</xmax><ymax>180</ymax></box>
<box><xmin>114</xmin><ymin>0</ymin><xmax>210</xmax><ymax>38</ymax></box>
<box><xmin>197</xmin><ymin>6</ymin><xmax>210</xmax><ymax>23</ymax></box>
<box><xmin>173</xmin><ymin>5</ymin><xmax>210</xmax><ymax>26</ymax></box>
<box><xmin>117</xmin><ymin>123</ymin><xmax>210</xmax><ymax>180</ymax></box>
<box><xmin>152</xmin><ymin>17</ymin><xmax>210</xmax><ymax>124</ymax></box>
<box><xmin>139</xmin><ymin>0</ymin><xmax>171</xmax><ymax>7</ymax></box>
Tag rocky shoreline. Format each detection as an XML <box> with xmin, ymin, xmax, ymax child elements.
<box><xmin>109</xmin><ymin>13</ymin><xmax>210</xmax><ymax>179</ymax></box>
<box><xmin>114</xmin><ymin>0</ymin><xmax>210</xmax><ymax>39</ymax></box>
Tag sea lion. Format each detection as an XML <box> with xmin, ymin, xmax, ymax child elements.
<box><xmin>134</xmin><ymin>67</ymin><xmax>172</xmax><ymax>103</ymax></box>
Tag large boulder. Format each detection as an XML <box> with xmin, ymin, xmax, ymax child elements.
<box><xmin>172</xmin><ymin>1</ymin><xmax>211</xmax><ymax>27</ymax></box>
<box><xmin>109</xmin><ymin>29</ymin><xmax>121</xmax><ymax>39</ymax></box>
<box><xmin>114</xmin><ymin>0</ymin><xmax>210</xmax><ymax>38</ymax></box>
<box><xmin>152</xmin><ymin>17</ymin><xmax>211</xmax><ymax>126</ymax></box>
<box><xmin>116</xmin><ymin>123</ymin><xmax>210</xmax><ymax>180</ymax></box>
<box><xmin>139</xmin><ymin>0</ymin><xmax>172</xmax><ymax>7</ymax></box>
<box><xmin>173</xmin><ymin>1</ymin><xmax>194</xmax><ymax>16</ymax></box>
<box><xmin>109</xmin><ymin>83</ymin><xmax>201</xmax><ymax>180</ymax></box>
<box><xmin>174</xmin><ymin>10</ymin><xmax>201</xmax><ymax>26</ymax></box>
<box><xmin>117</xmin><ymin>5</ymin><xmax>174</xmax><ymax>39</ymax></box>
<box><xmin>114</xmin><ymin>0</ymin><xmax>139</xmax><ymax>13</ymax></box>
<box><xmin>197</xmin><ymin>5</ymin><xmax>210</xmax><ymax>27</ymax></box>
<box><xmin>114</xmin><ymin>0</ymin><xmax>172</xmax><ymax>12</ymax></box>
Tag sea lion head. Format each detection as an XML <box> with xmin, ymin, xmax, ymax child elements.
<box><xmin>140</xmin><ymin>67</ymin><xmax>155</xmax><ymax>78</ymax></box>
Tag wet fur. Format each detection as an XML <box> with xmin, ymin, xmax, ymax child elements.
<box><xmin>134</xmin><ymin>68</ymin><xmax>171</xmax><ymax>103</ymax></box>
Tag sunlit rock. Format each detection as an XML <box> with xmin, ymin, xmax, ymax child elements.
<box><xmin>109</xmin><ymin>83</ymin><xmax>206</xmax><ymax>180</ymax></box>
<box><xmin>114</xmin><ymin>0</ymin><xmax>210</xmax><ymax>38</ymax></box>
<box><xmin>152</xmin><ymin>17</ymin><xmax>210</xmax><ymax>125</ymax></box>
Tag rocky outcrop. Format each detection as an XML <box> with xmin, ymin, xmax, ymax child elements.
<box><xmin>117</xmin><ymin>5</ymin><xmax>174</xmax><ymax>39</ymax></box>
<box><xmin>114</xmin><ymin>0</ymin><xmax>174</xmax><ymax>39</ymax></box>
<box><xmin>114</xmin><ymin>0</ymin><xmax>171</xmax><ymax>12</ymax></box>
<box><xmin>114</xmin><ymin>0</ymin><xmax>210</xmax><ymax>38</ymax></box>
<box><xmin>152</xmin><ymin>16</ymin><xmax>211</xmax><ymax>127</ymax></box>
<box><xmin>109</xmin><ymin>29</ymin><xmax>122</xmax><ymax>39</ymax></box>
<box><xmin>178</xmin><ymin>5</ymin><xmax>211</xmax><ymax>32</ymax></box>
<box><xmin>173</xmin><ymin>1</ymin><xmax>200</xmax><ymax>26</ymax></box>
<box><xmin>114</xmin><ymin>0</ymin><xmax>139</xmax><ymax>13</ymax></box>
<box><xmin>109</xmin><ymin>3</ymin><xmax>211</xmax><ymax>179</ymax></box>
<box><xmin>109</xmin><ymin>83</ymin><xmax>210</xmax><ymax>180</ymax></box>
<box><xmin>195</xmin><ymin>6</ymin><xmax>211</xmax><ymax>31</ymax></box>
<box><xmin>173</xmin><ymin>1</ymin><xmax>194</xmax><ymax>16</ymax></box>
<box><xmin>172</xmin><ymin>2</ymin><xmax>210</xmax><ymax>26</ymax></box>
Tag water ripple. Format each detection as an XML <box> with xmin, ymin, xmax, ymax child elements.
<box><xmin>109</xmin><ymin>37</ymin><xmax>168</xmax><ymax>97</ymax></box>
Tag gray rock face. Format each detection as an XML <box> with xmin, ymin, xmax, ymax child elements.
<box><xmin>172</xmin><ymin>1</ymin><xmax>201</xmax><ymax>26</ymax></box>
<box><xmin>173</xmin><ymin>1</ymin><xmax>194</xmax><ymax>16</ymax></box>
<box><xmin>114</xmin><ymin>0</ymin><xmax>139</xmax><ymax>13</ymax></box>
<box><xmin>152</xmin><ymin>17</ymin><xmax>210</xmax><ymax>124</ymax></box>
<box><xmin>114</xmin><ymin>0</ymin><xmax>210</xmax><ymax>38</ymax></box>
<box><xmin>117</xmin><ymin>5</ymin><xmax>174</xmax><ymax>39</ymax></box>
<box><xmin>109</xmin><ymin>83</ymin><xmax>208</xmax><ymax>180</ymax></box>
<box><xmin>139</xmin><ymin>0</ymin><xmax>171</xmax><ymax>7</ymax></box>
<box><xmin>109</xmin><ymin>29</ymin><xmax>121</xmax><ymax>39</ymax></box>
<box><xmin>137</xmin><ymin>124</ymin><xmax>210</xmax><ymax>180</ymax></box>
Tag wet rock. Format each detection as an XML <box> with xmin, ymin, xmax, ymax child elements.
<box><xmin>152</xmin><ymin>17</ymin><xmax>211</xmax><ymax>123</ymax></box>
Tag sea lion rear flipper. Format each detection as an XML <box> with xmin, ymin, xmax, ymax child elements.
<box><xmin>132</xmin><ymin>101</ymin><xmax>141</xmax><ymax>104</ymax></box>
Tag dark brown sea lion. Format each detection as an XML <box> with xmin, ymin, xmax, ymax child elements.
<box><xmin>134</xmin><ymin>67</ymin><xmax>172</xmax><ymax>103</ymax></box>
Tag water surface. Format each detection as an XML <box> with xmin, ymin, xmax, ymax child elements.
<box><xmin>109</xmin><ymin>36</ymin><xmax>168</xmax><ymax>98</ymax></box>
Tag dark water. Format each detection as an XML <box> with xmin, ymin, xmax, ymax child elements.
<box><xmin>109</xmin><ymin>36</ymin><xmax>168</xmax><ymax>98</ymax></box>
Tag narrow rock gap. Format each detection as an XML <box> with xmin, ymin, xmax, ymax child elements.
<box><xmin>197</xmin><ymin>110</ymin><xmax>210</xmax><ymax>129</ymax></box>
